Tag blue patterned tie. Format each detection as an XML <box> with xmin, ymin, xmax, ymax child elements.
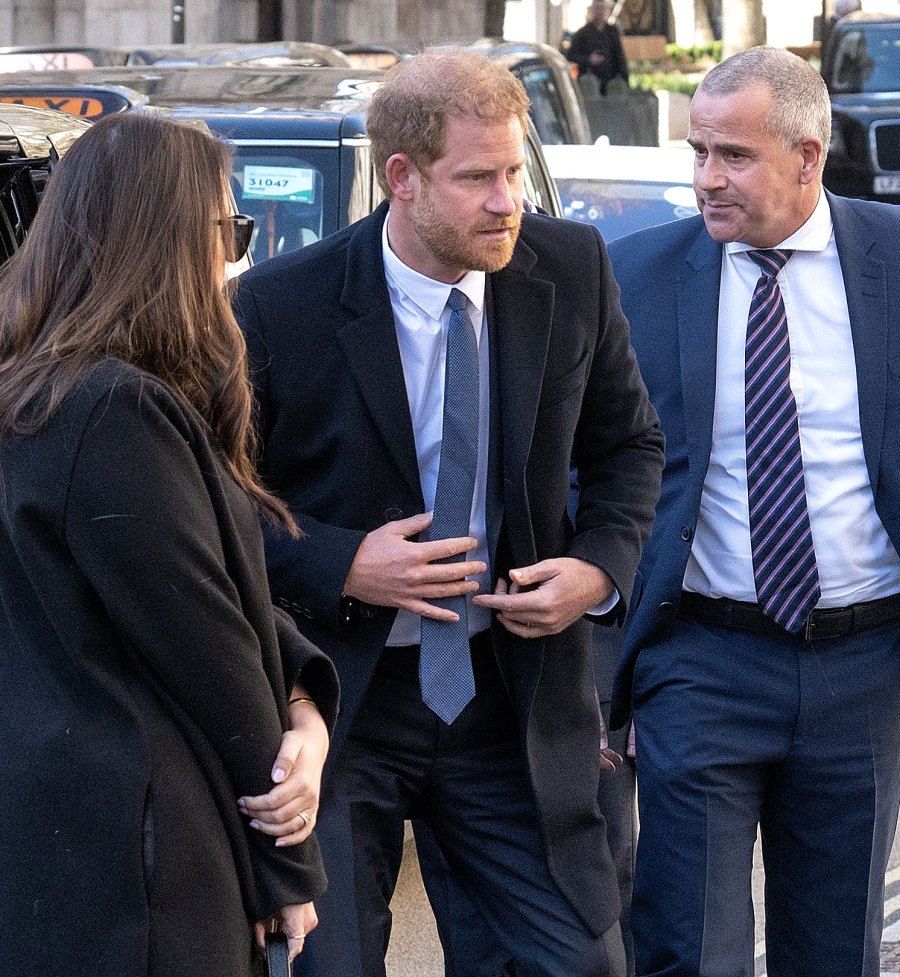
<box><xmin>745</xmin><ymin>249</ymin><xmax>820</xmax><ymax>633</ymax></box>
<box><xmin>419</xmin><ymin>288</ymin><xmax>479</xmax><ymax>723</ymax></box>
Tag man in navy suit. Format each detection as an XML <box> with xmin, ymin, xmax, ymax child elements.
<box><xmin>608</xmin><ymin>47</ymin><xmax>900</xmax><ymax>977</ymax></box>
<box><xmin>235</xmin><ymin>48</ymin><xmax>662</xmax><ymax>977</ymax></box>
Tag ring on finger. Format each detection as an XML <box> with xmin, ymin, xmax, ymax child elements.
<box><xmin>287</xmin><ymin>932</ymin><xmax>306</xmax><ymax>942</ymax></box>
<box><xmin>297</xmin><ymin>810</ymin><xmax>311</xmax><ymax>826</ymax></box>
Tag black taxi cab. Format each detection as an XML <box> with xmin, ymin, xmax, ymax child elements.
<box><xmin>0</xmin><ymin>101</ymin><xmax>91</xmax><ymax>264</ymax></box>
<box><xmin>822</xmin><ymin>11</ymin><xmax>900</xmax><ymax>202</ymax></box>
<box><xmin>0</xmin><ymin>65</ymin><xmax>562</xmax><ymax>265</ymax></box>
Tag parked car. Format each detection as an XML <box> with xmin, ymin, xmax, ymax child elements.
<box><xmin>0</xmin><ymin>65</ymin><xmax>561</xmax><ymax>264</ymax></box>
<box><xmin>469</xmin><ymin>40</ymin><xmax>593</xmax><ymax>146</ymax></box>
<box><xmin>0</xmin><ymin>46</ymin><xmax>128</xmax><ymax>73</ymax></box>
<box><xmin>542</xmin><ymin>142</ymin><xmax>698</xmax><ymax>242</ymax></box>
<box><xmin>822</xmin><ymin>10</ymin><xmax>900</xmax><ymax>201</ymax></box>
<box><xmin>124</xmin><ymin>42</ymin><xmax>352</xmax><ymax>68</ymax></box>
<box><xmin>337</xmin><ymin>44</ymin><xmax>403</xmax><ymax>70</ymax></box>
<box><xmin>0</xmin><ymin>102</ymin><xmax>91</xmax><ymax>263</ymax></box>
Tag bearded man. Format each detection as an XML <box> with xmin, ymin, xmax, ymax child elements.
<box><xmin>234</xmin><ymin>47</ymin><xmax>662</xmax><ymax>977</ymax></box>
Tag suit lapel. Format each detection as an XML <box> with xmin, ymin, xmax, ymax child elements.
<box><xmin>829</xmin><ymin>192</ymin><xmax>888</xmax><ymax>492</ymax></box>
<box><xmin>336</xmin><ymin>203</ymin><xmax>423</xmax><ymax>503</ymax></box>
<box><xmin>490</xmin><ymin>239</ymin><xmax>555</xmax><ymax>491</ymax></box>
<box><xmin>678</xmin><ymin>223</ymin><xmax>722</xmax><ymax>482</ymax></box>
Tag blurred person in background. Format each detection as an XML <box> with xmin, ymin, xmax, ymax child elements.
<box><xmin>0</xmin><ymin>112</ymin><xmax>338</xmax><ymax>977</ymax></box>
<box><xmin>567</xmin><ymin>1</ymin><xmax>630</xmax><ymax>95</ymax></box>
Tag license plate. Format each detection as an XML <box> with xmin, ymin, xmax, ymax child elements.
<box><xmin>874</xmin><ymin>174</ymin><xmax>900</xmax><ymax>193</ymax></box>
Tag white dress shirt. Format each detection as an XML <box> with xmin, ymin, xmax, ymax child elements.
<box><xmin>683</xmin><ymin>191</ymin><xmax>900</xmax><ymax>606</ymax></box>
<box><xmin>381</xmin><ymin>216</ymin><xmax>493</xmax><ymax>645</ymax></box>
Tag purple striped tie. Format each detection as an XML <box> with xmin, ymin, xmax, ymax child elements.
<box><xmin>745</xmin><ymin>249</ymin><xmax>820</xmax><ymax>633</ymax></box>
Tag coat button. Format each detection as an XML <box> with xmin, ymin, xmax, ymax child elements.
<box><xmin>659</xmin><ymin>601</ymin><xmax>677</xmax><ymax>621</ymax></box>
<box><xmin>681</xmin><ymin>526</ymin><xmax>693</xmax><ymax>542</ymax></box>
<box><xmin>384</xmin><ymin>507</ymin><xmax>404</xmax><ymax>522</ymax></box>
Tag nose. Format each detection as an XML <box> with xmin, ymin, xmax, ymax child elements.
<box><xmin>486</xmin><ymin>175</ymin><xmax>520</xmax><ymax>217</ymax></box>
<box><xmin>695</xmin><ymin>155</ymin><xmax>726</xmax><ymax>193</ymax></box>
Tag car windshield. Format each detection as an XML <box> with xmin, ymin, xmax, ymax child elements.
<box><xmin>556</xmin><ymin>178</ymin><xmax>698</xmax><ymax>242</ymax></box>
<box><xmin>831</xmin><ymin>25</ymin><xmax>900</xmax><ymax>94</ymax></box>
<box><xmin>229</xmin><ymin>145</ymin><xmax>340</xmax><ymax>263</ymax></box>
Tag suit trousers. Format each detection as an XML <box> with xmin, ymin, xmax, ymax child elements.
<box><xmin>294</xmin><ymin>635</ymin><xmax>625</xmax><ymax>977</ymax></box>
<box><xmin>415</xmin><ymin>708</ymin><xmax>635</xmax><ymax>977</ymax></box>
<box><xmin>631</xmin><ymin>615</ymin><xmax>900</xmax><ymax>977</ymax></box>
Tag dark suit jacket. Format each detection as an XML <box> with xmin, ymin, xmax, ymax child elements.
<box><xmin>0</xmin><ymin>361</ymin><xmax>338</xmax><ymax>977</ymax></box>
<box><xmin>234</xmin><ymin>201</ymin><xmax>663</xmax><ymax>933</ymax></box>
<box><xmin>608</xmin><ymin>193</ymin><xmax>900</xmax><ymax>729</ymax></box>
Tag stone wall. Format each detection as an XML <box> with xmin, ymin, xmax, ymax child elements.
<box><xmin>3</xmin><ymin>0</ymin><xmax>486</xmax><ymax>49</ymax></box>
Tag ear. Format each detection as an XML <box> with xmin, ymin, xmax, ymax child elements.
<box><xmin>385</xmin><ymin>153</ymin><xmax>418</xmax><ymax>201</ymax></box>
<box><xmin>798</xmin><ymin>137</ymin><xmax>824</xmax><ymax>185</ymax></box>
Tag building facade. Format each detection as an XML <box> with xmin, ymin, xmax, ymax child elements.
<box><xmin>1</xmin><ymin>0</ymin><xmax>488</xmax><ymax>50</ymax></box>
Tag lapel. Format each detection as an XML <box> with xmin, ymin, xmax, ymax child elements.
<box><xmin>489</xmin><ymin>235</ymin><xmax>555</xmax><ymax>491</ymax></box>
<box><xmin>335</xmin><ymin>202</ymin><xmax>423</xmax><ymax>504</ymax></box>
<box><xmin>828</xmin><ymin>191</ymin><xmax>888</xmax><ymax>492</ymax></box>
<box><xmin>677</xmin><ymin>220</ymin><xmax>723</xmax><ymax>483</ymax></box>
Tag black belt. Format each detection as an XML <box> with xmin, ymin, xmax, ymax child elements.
<box><xmin>679</xmin><ymin>591</ymin><xmax>900</xmax><ymax>641</ymax></box>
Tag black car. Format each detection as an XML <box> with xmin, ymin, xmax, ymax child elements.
<box><xmin>822</xmin><ymin>11</ymin><xmax>900</xmax><ymax>202</ymax></box>
<box><xmin>470</xmin><ymin>40</ymin><xmax>592</xmax><ymax>146</ymax></box>
<box><xmin>0</xmin><ymin>65</ymin><xmax>561</xmax><ymax>265</ymax></box>
<box><xmin>0</xmin><ymin>102</ymin><xmax>90</xmax><ymax>264</ymax></box>
<box><xmin>124</xmin><ymin>42</ymin><xmax>352</xmax><ymax>68</ymax></box>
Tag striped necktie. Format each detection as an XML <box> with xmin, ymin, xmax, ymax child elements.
<box><xmin>744</xmin><ymin>249</ymin><xmax>820</xmax><ymax>633</ymax></box>
<box><xmin>419</xmin><ymin>288</ymin><xmax>478</xmax><ymax>723</ymax></box>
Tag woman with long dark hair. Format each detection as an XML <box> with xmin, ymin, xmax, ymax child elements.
<box><xmin>0</xmin><ymin>112</ymin><xmax>337</xmax><ymax>976</ymax></box>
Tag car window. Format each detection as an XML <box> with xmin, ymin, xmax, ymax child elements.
<box><xmin>521</xmin><ymin>129</ymin><xmax>562</xmax><ymax>218</ymax></box>
<box><xmin>556</xmin><ymin>178</ymin><xmax>698</xmax><ymax>242</ymax></box>
<box><xmin>831</xmin><ymin>26</ymin><xmax>900</xmax><ymax>93</ymax></box>
<box><xmin>518</xmin><ymin>66</ymin><xmax>570</xmax><ymax>145</ymax></box>
<box><xmin>230</xmin><ymin>146</ymin><xmax>335</xmax><ymax>262</ymax></box>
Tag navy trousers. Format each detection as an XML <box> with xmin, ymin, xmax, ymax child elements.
<box><xmin>296</xmin><ymin>636</ymin><xmax>625</xmax><ymax>977</ymax></box>
<box><xmin>414</xmin><ymin>622</ymin><xmax>637</xmax><ymax>977</ymax></box>
<box><xmin>631</xmin><ymin>615</ymin><xmax>900</xmax><ymax>977</ymax></box>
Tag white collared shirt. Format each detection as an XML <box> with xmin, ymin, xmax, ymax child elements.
<box><xmin>683</xmin><ymin>191</ymin><xmax>900</xmax><ymax>606</ymax></box>
<box><xmin>381</xmin><ymin>216</ymin><xmax>492</xmax><ymax>644</ymax></box>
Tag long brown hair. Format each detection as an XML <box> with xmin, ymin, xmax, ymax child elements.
<box><xmin>0</xmin><ymin>112</ymin><xmax>296</xmax><ymax>534</ymax></box>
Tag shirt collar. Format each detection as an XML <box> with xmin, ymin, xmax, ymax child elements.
<box><xmin>726</xmin><ymin>189</ymin><xmax>833</xmax><ymax>257</ymax></box>
<box><xmin>382</xmin><ymin>212</ymin><xmax>486</xmax><ymax>322</ymax></box>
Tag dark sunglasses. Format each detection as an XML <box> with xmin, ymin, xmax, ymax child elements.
<box><xmin>217</xmin><ymin>214</ymin><xmax>255</xmax><ymax>263</ymax></box>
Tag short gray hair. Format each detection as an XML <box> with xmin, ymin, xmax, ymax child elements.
<box><xmin>697</xmin><ymin>47</ymin><xmax>831</xmax><ymax>170</ymax></box>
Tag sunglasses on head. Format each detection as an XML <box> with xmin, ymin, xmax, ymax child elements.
<box><xmin>217</xmin><ymin>214</ymin><xmax>255</xmax><ymax>263</ymax></box>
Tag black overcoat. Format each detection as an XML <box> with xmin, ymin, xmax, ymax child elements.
<box><xmin>0</xmin><ymin>360</ymin><xmax>338</xmax><ymax>977</ymax></box>
<box><xmin>235</xmin><ymin>203</ymin><xmax>663</xmax><ymax>936</ymax></box>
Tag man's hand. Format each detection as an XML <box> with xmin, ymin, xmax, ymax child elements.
<box><xmin>473</xmin><ymin>557</ymin><xmax>614</xmax><ymax>638</ymax></box>
<box><xmin>342</xmin><ymin>512</ymin><xmax>486</xmax><ymax>621</ymax></box>
<box><xmin>599</xmin><ymin>711</ymin><xmax>623</xmax><ymax>773</ymax></box>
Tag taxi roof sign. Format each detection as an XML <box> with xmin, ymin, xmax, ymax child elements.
<box><xmin>0</xmin><ymin>85</ymin><xmax>139</xmax><ymax>118</ymax></box>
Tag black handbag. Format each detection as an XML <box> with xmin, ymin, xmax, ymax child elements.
<box><xmin>265</xmin><ymin>932</ymin><xmax>291</xmax><ymax>977</ymax></box>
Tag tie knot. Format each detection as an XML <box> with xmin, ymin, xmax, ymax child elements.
<box><xmin>747</xmin><ymin>248</ymin><xmax>793</xmax><ymax>278</ymax></box>
<box><xmin>446</xmin><ymin>288</ymin><xmax>468</xmax><ymax>313</ymax></box>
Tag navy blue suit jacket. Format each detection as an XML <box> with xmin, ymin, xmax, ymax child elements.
<box><xmin>608</xmin><ymin>192</ymin><xmax>900</xmax><ymax>729</ymax></box>
<box><xmin>234</xmin><ymin>201</ymin><xmax>663</xmax><ymax>934</ymax></box>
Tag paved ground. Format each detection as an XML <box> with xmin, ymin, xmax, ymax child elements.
<box><xmin>385</xmin><ymin>819</ymin><xmax>900</xmax><ymax>977</ymax></box>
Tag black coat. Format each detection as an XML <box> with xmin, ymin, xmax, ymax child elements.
<box><xmin>235</xmin><ymin>203</ymin><xmax>663</xmax><ymax>936</ymax></box>
<box><xmin>0</xmin><ymin>360</ymin><xmax>338</xmax><ymax>977</ymax></box>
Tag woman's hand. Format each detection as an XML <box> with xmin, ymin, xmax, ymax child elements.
<box><xmin>255</xmin><ymin>902</ymin><xmax>318</xmax><ymax>963</ymax></box>
<box><xmin>238</xmin><ymin>692</ymin><xmax>329</xmax><ymax>846</ymax></box>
